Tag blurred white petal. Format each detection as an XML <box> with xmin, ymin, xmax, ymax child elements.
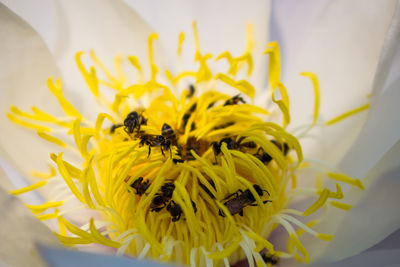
<box><xmin>124</xmin><ymin>0</ymin><xmax>271</xmax><ymax>92</ymax></box>
<box><xmin>272</xmin><ymin>0</ymin><xmax>398</xmax><ymax>165</ymax></box>
<box><xmin>0</xmin><ymin>0</ymin><xmax>56</xmax><ymax>51</ymax></box>
<box><xmin>0</xmin><ymin>185</ymin><xmax>61</xmax><ymax>267</ymax></box>
<box><xmin>0</xmin><ymin>3</ymin><xmax>61</xmax><ymax>178</ymax></box>
<box><xmin>38</xmin><ymin>245</ymin><xmax>174</xmax><ymax>267</ymax></box>
<box><xmin>311</xmin><ymin>249</ymin><xmax>400</xmax><ymax>267</ymax></box>
<box><xmin>303</xmin><ymin>139</ymin><xmax>400</xmax><ymax>262</ymax></box>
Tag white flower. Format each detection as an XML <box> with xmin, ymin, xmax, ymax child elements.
<box><xmin>0</xmin><ymin>0</ymin><xmax>399</xmax><ymax>266</ymax></box>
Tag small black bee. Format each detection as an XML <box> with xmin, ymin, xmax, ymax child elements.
<box><xmin>110</xmin><ymin>123</ymin><xmax>123</xmax><ymax>133</ymax></box>
<box><xmin>271</xmin><ymin>140</ymin><xmax>290</xmax><ymax>156</ymax></box>
<box><xmin>218</xmin><ymin>185</ymin><xmax>271</xmax><ymax>217</ymax></box>
<box><xmin>167</xmin><ymin>200</ymin><xmax>183</xmax><ymax>222</ymax></box>
<box><xmin>140</xmin><ymin>134</ymin><xmax>171</xmax><ymax>157</ymax></box>
<box><xmin>161</xmin><ymin>123</ymin><xmax>177</xmax><ymax>146</ymax></box>
<box><xmin>261</xmin><ymin>252</ymin><xmax>280</xmax><ymax>265</ymax></box>
<box><xmin>212</xmin><ymin>137</ymin><xmax>235</xmax><ymax>157</ymax></box>
<box><xmin>254</xmin><ymin>147</ymin><xmax>273</xmax><ymax>164</ymax></box>
<box><xmin>130</xmin><ymin>176</ymin><xmax>150</xmax><ymax>195</ymax></box>
<box><xmin>199</xmin><ymin>179</ymin><xmax>216</xmax><ymax>199</ymax></box>
<box><xmin>213</xmin><ymin>121</ymin><xmax>235</xmax><ymax>130</ymax></box>
<box><xmin>150</xmin><ymin>182</ymin><xmax>175</xmax><ymax>212</ymax></box>
<box><xmin>124</xmin><ymin>111</ymin><xmax>147</xmax><ymax>134</ymax></box>
<box><xmin>181</xmin><ymin>103</ymin><xmax>197</xmax><ymax>131</ymax></box>
<box><xmin>223</xmin><ymin>94</ymin><xmax>245</xmax><ymax>106</ymax></box>
<box><xmin>187</xmin><ymin>84</ymin><xmax>195</xmax><ymax>98</ymax></box>
<box><xmin>191</xmin><ymin>200</ymin><xmax>197</xmax><ymax>213</ymax></box>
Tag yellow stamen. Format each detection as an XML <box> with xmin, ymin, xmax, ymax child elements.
<box><xmin>325</xmin><ymin>103</ymin><xmax>370</xmax><ymax>125</ymax></box>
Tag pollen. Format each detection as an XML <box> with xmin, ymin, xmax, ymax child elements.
<box><xmin>7</xmin><ymin>22</ymin><xmax>367</xmax><ymax>266</ymax></box>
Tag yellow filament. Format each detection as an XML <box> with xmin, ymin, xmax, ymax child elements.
<box><xmin>37</xmin><ymin>131</ymin><xmax>67</xmax><ymax>147</ymax></box>
<box><xmin>26</xmin><ymin>201</ymin><xmax>63</xmax><ymax>214</ymax></box>
<box><xmin>301</xmin><ymin>72</ymin><xmax>320</xmax><ymax>125</ymax></box>
<box><xmin>264</xmin><ymin>41</ymin><xmax>281</xmax><ymax>89</ymax></box>
<box><xmin>325</xmin><ymin>103</ymin><xmax>370</xmax><ymax>125</ymax></box>
<box><xmin>9</xmin><ymin>180</ymin><xmax>47</xmax><ymax>195</ymax></box>
<box><xmin>178</xmin><ymin>32</ymin><xmax>185</xmax><ymax>57</ymax></box>
<box><xmin>330</xmin><ymin>201</ymin><xmax>353</xmax><ymax>210</ymax></box>
<box><xmin>30</xmin><ymin>165</ymin><xmax>57</xmax><ymax>179</ymax></box>
<box><xmin>6</xmin><ymin>113</ymin><xmax>51</xmax><ymax>132</ymax></box>
<box><xmin>302</xmin><ymin>189</ymin><xmax>329</xmax><ymax>216</ymax></box>
<box><xmin>47</xmin><ymin>78</ymin><xmax>82</xmax><ymax>119</ymax></box>
<box><xmin>327</xmin><ymin>172</ymin><xmax>364</xmax><ymax>190</ymax></box>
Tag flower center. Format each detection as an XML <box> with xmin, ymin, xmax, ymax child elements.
<box><xmin>7</xmin><ymin>22</ymin><xmax>367</xmax><ymax>266</ymax></box>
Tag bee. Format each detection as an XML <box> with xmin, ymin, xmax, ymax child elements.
<box><xmin>223</xmin><ymin>94</ymin><xmax>245</xmax><ymax>106</ymax></box>
<box><xmin>161</xmin><ymin>123</ymin><xmax>177</xmax><ymax>146</ymax></box>
<box><xmin>184</xmin><ymin>137</ymin><xmax>201</xmax><ymax>161</ymax></box>
<box><xmin>181</xmin><ymin>103</ymin><xmax>197</xmax><ymax>131</ymax></box>
<box><xmin>140</xmin><ymin>134</ymin><xmax>171</xmax><ymax>157</ymax></box>
<box><xmin>212</xmin><ymin>137</ymin><xmax>235</xmax><ymax>157</ymax></box>
<box><xmin>199</xmin><ymin>179</ymin><xmax>216</xmax><ymax>199</ymax></box>
<box><xmin>187</xmin><ymin>84</ymin><xmax>195</xmax><ymax>98</ymax></box>
<box><xmin>213</xmin><ymin>121</ymin><xmax>235</xmax><ymax>130</ymax></box>
<box><xmin>167</xmin><ymin>200</ymin><xmax>183</xmax><ymax>221</ymax></box>
<box><xmin>271</xmin><ymin>140</ymin><xmax>290</xmax><ymax>156</ymax></box>
<box><xmin>110</xmin><ymin>123</ymin><xmax>123</xmax><ymax>133</ymax></box>
<box><xmin>218</xmin><ymin>184</ymin><xmax>271</xmax><ymax>217</ymax></box>
<box><xmin>124</xmin><ymin>111</ymin><xmax>147</xmax><ymax>134</ymax></box>
<box><xmin>261</xmin><ymin>252</ymin><xmax>280</xmax><ymax>265</ymax></box>
<box><xmin>254</xmin><ymin>147</ymin><xmax>273</xmax><ymax>164</ymax></box>
<box><xmin>150</xmin><ymin>182</ymin><xmax>175</xmax><ymax>212</ymax></box>
<box><xmin>167</xmin><ymin>200</ymin><xmax>197</xmax><ymax>222</ymax></box>
<box><xmin>130</xmin><ymin>176</ymin><xmax>150</xmax><ymax>195</ymax></box>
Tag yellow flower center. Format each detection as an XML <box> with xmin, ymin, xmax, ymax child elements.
<box><xmin>7</xmin><ymin>22</ymin><xmax>368</xmax><ymax>266</ymax></box>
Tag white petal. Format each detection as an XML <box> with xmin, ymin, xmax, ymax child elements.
<box><xmin>338</xmin><ymin>3</ymin><xmax>400</xmax><ymax>178</ymax></box>
<box><xmin>0</xmin><ymin>184</ymin><xmax>61</xmax><ymax>267</ymax></box>
<box><xmin>273</xmin><ymin>0</ymin><xmax>397</xmax><ymax>164</ymax></box>
<box><xmin>0</xmin><ymin>3</ymin><xmax>62</xmax><ymax>179</ymax></box>
<box><xmin>48</xmin><ymin>0</ymin><xmax>157</xmax><ymax>118</ymax></box>
<box><xmin>125</xmin><ymin>0</ymin><xmax>271</xmax><ymax>92</ymax></box>
<box><xmin>38</xmin><ymin>245</ymin><xmax>173</xmax><ymax>267</ymax></box>
<box><xmin>1</xmin><ymin>0</ymin><xmax>57</xmax><ymax>51</ymax></box>
<box><xmin>301</xmin><ymin>139</ymin><xmax>400</xmax><ymax>262</ymax></box>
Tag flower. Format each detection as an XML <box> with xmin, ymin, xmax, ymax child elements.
<box><xmin>1</xmin><ymin>1</ymin><xmax>400</xmax><ymax>267</ymax></box>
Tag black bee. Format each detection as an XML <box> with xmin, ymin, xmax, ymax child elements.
<box><xmin>191</xmin><ymin>200</ymin><xmax>197</xmax><ymax>213</ymax></box>
<box><xmin>181</xmin><ymin>103</ymin><xmax>197</xmax><ymax>131</ymax></box>
<box><xmin>167</xmin><ymin>200</ymin><xmax>183</xmax><ymax>222</ymax></box>
<box><xmin>110</xmin><ymin>123</ymin><xmax>123</xmax><ymax>133</ymax></box>
<box><xmin>212</xmin><ymin>137</ymin><xmax>235</xmax><ymax>156</ymax></box>
<box><xmin>161</xmin><ymin>123</ymin><xmax>177</xmax><ymax>146</ymax></box>
<box><xmin>140</xmin><ymin>134</ymin><xmax>171</xmax><ymax>157</ymax></box>
<box><xmin>236</xmin><ymin>136</ymin><xmax>257</xmax><ymax>150</ymax></box>
<box><xmin>130</xmin><ymin>176</ymin><xmax>150</xmax><ymax>195</ymax></box>
<box><xmin>218</xmin><ymin>185</ymin><xmax>271</xmax><ymax>217</ymax></box>
<box><xmin>213</xmin><ymin>121</ymin><xmax>235</xmax><ymax>130</ymax></box>
<box><xmin>207</xmin><ymin>102</ymin><xmax>215</xmax><ymax>109</ymax></box>
<box><xmin>124</xmin><ymin>111</ymin><xmax>147</xmax><ymax>134</ymax></box>
<box><xmin>199</xmin><ymin>179</ymin><xmax>216</xmax><ymax>199</ymax></box>
<box><xmin>261</xmin><ymin>252</ymin><xmax>280</xmax><ymax>265</ymax></box>
<box><xmin>187</xmin><ymin>84</ymin><xmax>195</xmax><ymax>98</ymax></box>
<box><xmin>271</xmin><ymin>140</ymin><xmax>290</xmax><ymax>156</ymax></box>
<box><xmin>172</xmin><ymin>158</ymin><xmax>184</xmax><ymax>164</ymax></box>
<box><xmin>166</xmin><ymin>200</ymin><xmax>197</xmax><ymax>222</ymax></box>
<box><xmin>150</xmin><ymin>182</ymin><xmax>175</xmax><ymax>212</ymax></box>
<box><xmin>223</xmin><ymin>94</ymin><xmax>245</xmax><ymax>106</ymax></box>
<box><xmin>254</xmin><ymin>147</ymin><xmax>273</xmax><ymax>164</ymax></box>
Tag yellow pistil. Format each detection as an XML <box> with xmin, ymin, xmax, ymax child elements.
<box><xmin>7</xmin><ymin>23</ymin><xmax>367</xmax><ymax>267</ymax></box>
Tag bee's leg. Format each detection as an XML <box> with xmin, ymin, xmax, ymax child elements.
<box><xmin>239</xmin><ymin>210</ymin><xmax>244</xmax><ymax>216</ymax></box>
<box><xmin>223</xmin><ymin>192</ymin><xmax>239</xmax><ymax>200</ymax></box>
<box><xmin>147</xmin><ymin>146</ymin><xmax>151</xmax><ymax>158</ymax></box>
